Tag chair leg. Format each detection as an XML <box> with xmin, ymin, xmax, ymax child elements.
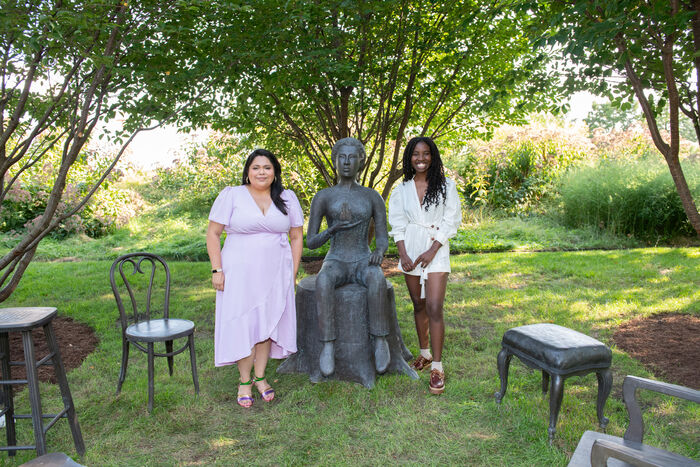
<box><xmin>44</xmin><ymin>323</ymin><xmax>85</xmax><ymax>456</ymax></box>
<box><xmin>0</xmin><ymin>333</ymin><xmax>16</xmax><ymax>456</ymax></box>
<box><xmin>541</xmin><ymin>371</ymin><xmax>550</xmax><ymax>395</ymax></box>
<box><xmin>596</xmin><ymin>368</ymin><xmax>612</xmax><ymax>430</ymax></box>
<box><xmin>548</xmin><ymin>374</ymin><xmax>565</xmax><ymax>445</ymax></box>
<box><xmin>147</xmin><ymin>342</ymin><xmax>155</xmax><ymax>413</ymax></box>
<box><xmin>188</xmin><ymin>334</ymin><xmax>199</xmax><ymax>395</ymax></box>
<box><xmin>494</xmin><ymin>347</ymin><xmax>512</xmax><ymax>403</ymax></box>
<box><xmin>22</xmin><ymin>330</ymin><xmax>47</xmax><ymax>456</ymax></box>
<box><xmin>116</xmin><ymin>339</ymin><xmax>130</xmax><ymax>395</ymax></box>
<box><xmin>166</xmin><ymin>340</ymin><xmax>174</xmax><ymax>377</ymax></box>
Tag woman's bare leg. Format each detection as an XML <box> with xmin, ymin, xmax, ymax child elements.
<box><xmin>425</xmin><ymin>272</ymin><xmax>448</xmax><ymax>362</ymax></box>
<box><xmin>404</xmin><ymin>274</ymin><xmax>429</xmax><ymax>350</ymax></box>
<box><xmin>253</xmin><ymin>339</ymin><xmax>271</xmax><ymax>379</ymax></box>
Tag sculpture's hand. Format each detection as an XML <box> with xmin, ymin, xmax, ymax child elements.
<box><xmin>328</xmin><ymin>218</ymin><xmax>363</xmax><ymax>234</ymax></box>
<box><xmin>398</xmin><ymin>252</ymin><xmax>415</xmax><ymax>271</ymax></box>
<box><xmin>369</xmin><ymin>249</ymin><xmax>384</xmax><ymax>266</ymax></box>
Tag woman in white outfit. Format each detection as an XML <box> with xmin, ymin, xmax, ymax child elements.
<box><xmin>388</xmin><ymin>136</ymin><xmax>461</xmax><ymax>394</ymax></box>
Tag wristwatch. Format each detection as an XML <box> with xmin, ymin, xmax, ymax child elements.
<box><xmin>212</xmin><ymin>268</ymin><xmax>223</xmax><ymax>273</ymax></box>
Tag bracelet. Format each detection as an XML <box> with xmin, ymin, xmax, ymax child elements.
<box><xmin>212</xmin><ymin>268</ymin><xmax>223</xmax><ymax>273</ymax></box>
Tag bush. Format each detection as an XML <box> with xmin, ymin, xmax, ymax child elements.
<box><xmin>0</xmin><ymin>143</ymin><xmax>141</xmax><ymax>239</ymax></box>
<box><xmin>450</xmin><ymin>117</ymin><xmax>590</xmax><ymax>214</ymax></box>
<box><xmin>557</xmin><ymin>159</ymin><xmax>700</xmax><ymax>239</ymax></box>
<box><xmin>152</xmin><ymin>132</ymin><xmax>323</xmax><ymax>215</ymax></box>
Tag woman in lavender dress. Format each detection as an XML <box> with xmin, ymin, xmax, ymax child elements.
<box><xmin>206</xmin><ymin>149</ymin><xmax>303</xmax><ymax>408</ymax></box>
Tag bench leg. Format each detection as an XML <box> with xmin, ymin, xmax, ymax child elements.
<box><xmin>494</xmin><ymin>347</ymin><xmax>512</xmax><ymax>403</ymax></box>
<box><xmin>548</xmin><ymin>374</ymin><xmax>564</xmax><ymax>444</ymax></box>
<box><xmin>596</xmin><ymin>368</ymin><xmax>612</xmax><ymax>430</ymax></box>
<box><xmin>541</xmin><ymin>371</ymin><xmax>550</xmax><ymax>395</ymax></box>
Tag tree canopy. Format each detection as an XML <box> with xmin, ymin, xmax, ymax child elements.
<box><xmin>0</xmin><ymin>0</ymin><xmax>216</xmax><ymax>301</ymax></box>
<box><xmin>182</xmin><ymin>0</ymin><xmax>561</xmax><ymax>198</ymax></box>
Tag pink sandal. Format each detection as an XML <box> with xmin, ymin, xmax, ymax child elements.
<box><xmin>254</xmin><ymin>376</ymin><xmax>275</xmax><ymax>402</ymax></box>
<box><xmin>237</xmin><ymin>380</ymin><xmax>254</xmax><ymax>408</ymax></box>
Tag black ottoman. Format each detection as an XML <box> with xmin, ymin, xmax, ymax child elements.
<box><xmin>494</xmin><ymin>323</ymin><xmax>612</xmax><ymax>443</ymax></box>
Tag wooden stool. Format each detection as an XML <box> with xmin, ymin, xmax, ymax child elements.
<box><xmin>494</xmin><ymin>323</ymin><xmax>612</xmax><ymax>443</ymax></box>
<box><xmin>0</xmin><ymin>307</ymin><xmax>85</xmax><ymax>457</ymax></box>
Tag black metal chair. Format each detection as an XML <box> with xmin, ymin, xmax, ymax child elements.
<box><xmin>110</xmin><ymin>253</ymin><xmax>199</xmax><ymax>412</ymax></box>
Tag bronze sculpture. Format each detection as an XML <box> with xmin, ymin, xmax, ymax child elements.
<box><xmin>305</xmin><ymin>137</ymin><xmax>391</xmax><ymax>376</ymax></box>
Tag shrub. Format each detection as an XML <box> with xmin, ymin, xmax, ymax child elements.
<box><xmin>0</xmin><ymin>142</ymin><xmax>140</xmax><ymax>239</ymax></box>
<box><xmin>450</xmin><ymin>116</ymin><xmax>590</xmax><ymax>214</ymax></box>
<box><xmin>152</xmin><ymin>132</ymin><xmax>322</xmax><ymax>215</ymax></box>
<box><xmin>557</xmin><ymin>159</ymin><xmax>700</xmax><ymax>239</ymax></box>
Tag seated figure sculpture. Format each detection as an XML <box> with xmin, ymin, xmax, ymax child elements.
<box><xmin>306</xmin><ymin>137</ymin><xmax>391</xmax><ymax>377</ymax></box>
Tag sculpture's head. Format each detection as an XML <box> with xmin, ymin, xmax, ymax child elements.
<box><xmin>331</xmin><ymin>137</ymin><xmax>366</xmax><ymax>179</ymax></box>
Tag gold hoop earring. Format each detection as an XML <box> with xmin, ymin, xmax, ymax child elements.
<box><xmin>245</xmin><ymin>176</ymin><xmax>249</xmax><ymax>184</ymax></box>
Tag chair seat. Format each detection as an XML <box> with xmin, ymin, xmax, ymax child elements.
<box><xmin>568</xmin><ymin>430</ymin><xmax>699</xmax><ymax>467</ymax></box>
<box><xmin>502</xmin><ymin>323</ymin><xmax>611</xmax><ymax>375</ymax></box>
<box><xmin>126</xmin><ymin>318</ymin><xmax>194</xmax><ymax>342</ymax></box>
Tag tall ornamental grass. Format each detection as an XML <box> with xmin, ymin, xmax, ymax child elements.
<box><xmin>558</xmin><ymin>159</ymin><xmax>700</xmax><ymax>239</ymax></box>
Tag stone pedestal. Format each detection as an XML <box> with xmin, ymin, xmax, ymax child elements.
<box><xmin>277</xmin><ymin>275</ymin><xmax>417</xmax><ymax>388</ymax></box>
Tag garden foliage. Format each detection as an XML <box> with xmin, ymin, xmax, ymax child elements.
<box><xmin>559</xmin><ymin>159</ymin><xmax>700</xmax><ymax>239</ymax></box>
<box><xmin>1</xmin><ymin>143</ymin><xmax>140</xmax><ymax>239</ymax></box>
<box><xmin>153</xmin><ymin>133</ymin><xmax>324</xmax><ymax>212</ymax></box>
<box><xmin>449</xmin><ymin>118</ymin><xmax>590</xmax><ymax>214</ymax></box>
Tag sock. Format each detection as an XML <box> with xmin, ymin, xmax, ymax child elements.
<box><xmin>431</xmin><ymin>361</ymin><xmax>443</xmax><ymax>372</ymax></box>
<box><xmin>420</xmin><ymin>348</ymin><xmax>432</xmax><ymax>359</ymax></box>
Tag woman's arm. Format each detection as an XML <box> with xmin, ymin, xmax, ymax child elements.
<box><xmin>289</xmin><ymin>226</ymin><xmax>303</xmax><ymax>280</ymax></box>
<box><xmin>435</xmin><ymin>179</ymin><xmax>462</xmax><ymax>245</ymax></box>
<box><xmin>206</xmin><ymin>221</ymin><xmax>225</xmax><ymax>291</ymax></box>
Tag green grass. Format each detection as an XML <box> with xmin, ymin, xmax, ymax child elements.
<box><xmin>1</xmin><ymin>248</ymin><xmax>698</xmax><ymax>465</ymax></box>
<box><xmin>1</xmin><ymin>209</ymin><xmax>660</xmax><ymax>264</ymax></box>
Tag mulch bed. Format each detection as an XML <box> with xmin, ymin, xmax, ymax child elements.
<box><xmin>612</xmin><ymin>312</ymin><xmax>700</xmax><ymax>389</ymax></box>
<box><xmin>6</xmin><ymin>316</ymin><xmax>98</xmax><ymax>386</ymax></box>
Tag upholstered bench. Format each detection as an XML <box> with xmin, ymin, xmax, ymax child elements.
<box><xmin>494</xmin><ymin>323</ymin><xmax>612</xmax><ymax>443</ymax></box>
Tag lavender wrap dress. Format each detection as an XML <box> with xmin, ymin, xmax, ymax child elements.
<box><xmin>209</xmin><ymin>185</ymin><xmax>303</xmax><ymax>366</ymax></box>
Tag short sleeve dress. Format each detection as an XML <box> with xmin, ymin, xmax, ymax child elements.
<box><xmin>208</xmin><ymin>185</ymin><xmax>304</xmax><ymax>366</ymax></box>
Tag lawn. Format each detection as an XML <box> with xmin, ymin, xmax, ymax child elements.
<box><xmin>1</xmin><ymin>247</ymin><xmax>698</xmax><ymax>466</ymax></box>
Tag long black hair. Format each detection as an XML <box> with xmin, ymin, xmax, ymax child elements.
<box><xmin>241</xmin><ymin>149</ymin><xmax>288</xmax><ymax>215</ymax></box>
<box><xmin>402</xmin><ymin>136</ymin><xmax>446</xmax><ymax>210</ymax></box>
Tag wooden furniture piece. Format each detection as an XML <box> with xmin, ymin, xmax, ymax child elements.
<box><xmin>110</xmin><ymin>253</ymin><xmax>199</xmax><ymax>412</ymax></box>
<box><xmin>0</xmin><ymin>307</ymin><xmax>85</xmax><ymax>457</ymax></box>
<box><xmin>494</xmin><ymin>323</ymin><xmax>612</xmax><ymax>443</ymax></box>
<box><xmin>568</xmin><ymin>375</ymin><xmax>700</xmax><ymax>467</ymax></box>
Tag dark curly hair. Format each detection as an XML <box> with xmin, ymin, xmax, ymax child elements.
<box><xmin>241</xmin><ymin>149</ymin><xmax>288</xmax><ymax>215</ymax></box>
<box><xmin>402</xmin><ymin>136</ymin><xmax>446</xmax><ymax>210</ymax></box>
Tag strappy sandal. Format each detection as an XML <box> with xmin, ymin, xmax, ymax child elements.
<box><xmin>253</xmin><ymin>376</ymin><xmax>275</xmax><ymax>402</ymax></box>
<box><xmin>237</xmin><ymin>379</ymin><xmax>254</xmax><ymax>408</ymax></box>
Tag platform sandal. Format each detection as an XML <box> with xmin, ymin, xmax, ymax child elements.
<box><xmin>253</xmin><ymin>376</ymin><xmax>275</xmax><ymax>402</ymax></box>
<box><xmin>237</xmin><ymin>380</ymin><xmax>254</xmax><ymax>408</ymax></box>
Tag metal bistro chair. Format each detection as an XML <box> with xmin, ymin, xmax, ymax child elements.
<box><xmin>110</xmin><ymin>253</ymin><xmax>199</xmax><ymax>412</ymax></box>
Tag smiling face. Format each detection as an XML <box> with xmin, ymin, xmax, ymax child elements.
<box><xmin>247</xmin><ymin>155</ymin><xmax>275</xmax><ymax>190</ymax></box>
<box><xmin>334</xmin><ymin>144</ymin><xmax>363</xmax><ymax>179</ymax></box>
<box><xmin>411</xmin><ymin>141</ymin><xmax>432</xmax><ymax>175</ymax></box>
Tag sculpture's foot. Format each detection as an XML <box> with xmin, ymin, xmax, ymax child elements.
<box><xmin>374</xmin><ymin>336</ymin><xmax>390</xmax><ymax>374</ymax></box>
<box><xmin>320</xmin><ymin>341</ymin><xmax>335</xmax><ymax>376</ymax></box>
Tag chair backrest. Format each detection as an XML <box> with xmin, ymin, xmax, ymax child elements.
<box><xmin>110</xmin><ymin>253</ymin><xmax>171</xmax><ymax>332</ymax></box>
<box><xmin>622</xmin><ymin>375</ymin><xmax>700</xmax><ymax>443</ymax></box>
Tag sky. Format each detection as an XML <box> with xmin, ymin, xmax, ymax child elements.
<box><xmin>121</xmin><ymin>92</ymin><xmax>599</xmax><ymax>169</ymax></box>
